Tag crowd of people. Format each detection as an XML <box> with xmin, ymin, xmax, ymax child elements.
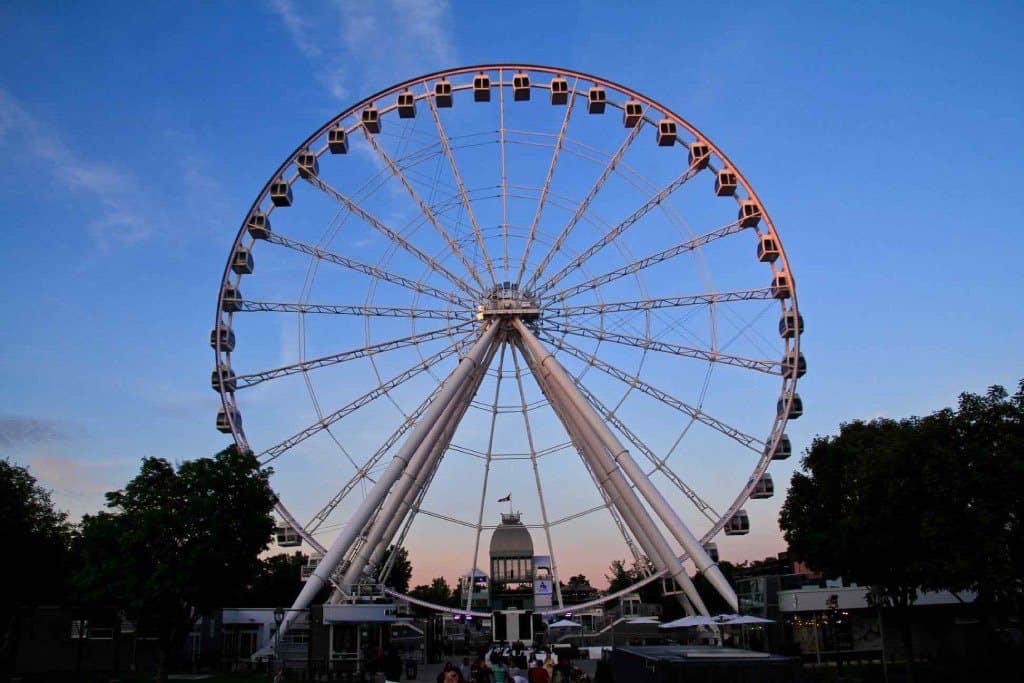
<box><xmin>433</xmin><ymin>644</ymin><xmax>586</xmax><ymax>683</ymax></box>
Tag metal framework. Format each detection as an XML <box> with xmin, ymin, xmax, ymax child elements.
<box><xmin>211</xmin><ymin>65</ymin><xmax>803</xmax><ymax>640</ymax></box>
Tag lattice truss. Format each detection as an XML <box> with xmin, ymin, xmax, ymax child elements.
<box><xmin>210</xmin><ymin>66</ymin><xmax>804</xmax><ymax>628</ymax></box>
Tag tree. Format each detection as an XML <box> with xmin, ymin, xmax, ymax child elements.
<box><xmin>378</xmin><ymin>545</ymin><xmax>413</xmax><ymax>594</ymax></box>
<box><xmin>0</xmin><ymin>459</ymin><xmax>75</xmax><ymax>676</ymax></box>
<box><xmin>75</xmin><ymin>446</ymin><xmax>276</xmax><ymax>682</ymax></box>
<box><xmin>408</xmin><ymin>577</ymin><xmax>456</xmax><ymax>614</ymax></box>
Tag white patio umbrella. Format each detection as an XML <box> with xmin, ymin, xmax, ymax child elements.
<box><xmin>548</xmin><ymin>619</ymin><xmax>582</xmax><ymax>628</ymax></box>
<box><xmin>719</xmin><ymin>615</ymin><xmax>774</xmax><ymax>625</ymax></box>
<box><xmin>626</xmin><ymin>617</ymin><xmax>661</xmax><ymax>625</ymax></box>
<box><xmin>660</xmin><ymin>615</ymin><xmax>717</xmax><ymax>628</ymax></box>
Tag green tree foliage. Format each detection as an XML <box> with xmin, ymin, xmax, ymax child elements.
<box><xmin>0</xmin><ymin>459</ymin><xmax>75</xmax><ymax>674</ymax></box>
<box><xmin>379</xmin><ymin>545</ymin><xmax>413</xmax><ymax>594</ymax></box>
<box><xmin>75</xmin><ymin>446</ymin><xmax>276</xmax><ymax>682</ymax></box>
<box><xmin>408</xmin><ymin>576</ymin><xmax>457</xmax><ymax>614</ymax></box>
<box><xmin>239</xmin><ymin>551</ymin><xmax>328</xmax><ymax>607</ymax></box>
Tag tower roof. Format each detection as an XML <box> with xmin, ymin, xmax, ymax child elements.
<box><xmin>489</xmin><ymin>511</ymin><xmax>534</xmax><ymax>558</ymax></box>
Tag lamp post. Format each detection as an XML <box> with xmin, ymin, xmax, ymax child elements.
<box><xmin>273</xmin><ymin>607</ymin><xmax>285</xmax><ymax>676</ymax></box>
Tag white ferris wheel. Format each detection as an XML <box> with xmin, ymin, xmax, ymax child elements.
<box><xmin>211</xmin><ymin>64</ymin><xmax>804</xmax><ymax>630</ymax></box>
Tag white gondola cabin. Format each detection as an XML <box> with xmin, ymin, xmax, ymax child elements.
<box><xmin>703</xmin><ymin>542</ymin><xmax>719</xmax><ymax>563</ymax></box>
<box><xmin>770</xmin><ymin>270</ymin><xmax>791</xmax><ymax>299</ymax></box>
<box><xmin>588</xmin><ymin>86</ymin><xmax>607</xmax><ymax>114</ymax></box>
<box><xmin>550</xmin><ymin>76</ymin><xmax>569</xmax><ymax>105</ymax></box>
<box><xmin>513</xmin><ymin>72</ymin><xmax>531</xmax><ymax>101</ymax></box>
<box><xmin>623</xmin><ymin>100</ymin><xmax>643</xmax><ymax>127</ymax></box>
<box><xmin>781</xmin><ymin>351</ymin><xmax>806</xmax><ymax>379</ymax></box>
<box><xmin>688</xmin><ymin>141</ymin><xmax>711</xmax><ymax>169</ymax></box>
<box><xmin>300</xmin><ymin>554</ymin><xmax>322</xmax><ymax>581</ymax></box>
<box><xmin>210</xmin><ymin>325</ymin><xmax>235</xmax><ymax>352</ymax></box>
<box><xmin>724</xmin><ymin>510</ymin><xmax>750</xmax><ymax>536</ymax></box>
<box><xmin>757</xmin><ymin>234</ymin><xmax>779</xmax><ymax>262</ymax></box>
<box><xmin>247</xmin><ymin>211</ymin><xmax>271</xmax><ymax>239</ymax></box>
<box><xmin>221</xmin><ymin>285</ymin><xmax>242</xmax><ymax>312</ymax></box>
<box><xmin>270</xmin><ymin>180</ymin><xmax>292</xmax><ymax>207</ymax></box>
<box><xmin>473</xmin><ymin>73</ymin><xmax>491</xmax><ymax>102</ymax></box>
<box><xmin>397</xmin><ymin>90</ymin><xmax>416</xmax><ymax>118</ymax></box>
<box><xmin>767</xmin><ymin>434</ymin><xmax>792</xmax><ymax>461</ymax></box>
<box><xmin>715</xmin><ymin>168</ymin><xmax>738</xmax><ymax>196</ymax></box>
<box><xmin>738</xmin><ymin>200</ymin><xmax>762</xmax><ymax>227</ymax></box>
<box><xmin>275</xmin><ymin>524</ymin><xmax>301</xmax><ymax>547</ymax></box>
<box><xmin>435</xmin><ymin>79</ymin><xmax>453</xmax><ymax>107</ymax></box>
<box><xmin>361</xmin><ymin>106</ymin><xmax>381</xmax><ymax>133</ymax></box>
<box><xmin>327</xmin><ymin>126</ymin><xmax>349</xmax><ymax>154</ymax></box>
<box><xmin>779</xmin><ymin>309</ymin><xmax>804</xmax><ymax>339</ymax></box>
<box><xmin>296</xmin><ymin>149</ymin><xmax>318</xmax><ymax>178</ymax></box>
<box><xmin>751</xmin><ymin>473</ymin><xmax>774</xmax><ymax>499</ymax></box>
<box><xmin>656</xmin><ymin>119</ymin><xmax>677</xmax><ymax>146</ymax></box>
<box><xmin>211</xmin><ymin>365</ymin><xmax>236</xmax><ymax>393</ymax></box>
<box><xmin>231</xmin><ymin>248</ymin><xmax>254</xmax><ymax>275</ymax></box>
<box><xmin>216</xmin><ymin>407</ymin><xmax>241</xmax><ymax>433</ymax></box>
<box><xmin>777</xmin><ymin>393</ymin><xmax>803</xmax><ymax>420</ymax></box>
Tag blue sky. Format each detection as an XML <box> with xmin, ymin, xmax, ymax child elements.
<box><xmin>1</xmin><ymin>1</ymin><xmax>1022</xmax><ymax>587</ymax></box>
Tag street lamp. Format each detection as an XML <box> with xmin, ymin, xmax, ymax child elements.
<box><xmin>273</xmin><ymin>607</ymin><xmax>285</xmax><ymax>674</ymax></box>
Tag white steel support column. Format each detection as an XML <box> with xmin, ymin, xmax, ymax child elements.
<box><xmin>513</xmin><ymin>333</ymin><xmax>703</xmax><ymax>616</ymax></box>
<box><xmin>514</xmin><ymin>319</ymin><xmax>739</xmax><ymax>613</ymax></box>
<box><xmin>278</xmin><ymin>322</ymin><xmax>500</xmax><ymax>638</ymax></box>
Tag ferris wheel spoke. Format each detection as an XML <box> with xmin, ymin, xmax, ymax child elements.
<box><xmin>359</xmin><ymin>129</ymin><xmax>491</xmax><ymax>291</ymax></box>
<box><xmin>515</xmin><ymin>77</ymin><xmax>579</xmax><ymax>289</ymax></box>
<box><xmin>524</xmin><ymin>116</ymin><xmax>646</xmax><ymax>291</ymax></box>
<box><xmin>257</xmin><ymin>335</ymin><xmax>473</xmax><ymax>464</ymax></box>
<box><xmin>544</xmin><ymin>218</ymin><xmax>749</xmax><ymax>303</ymax></box>
<box><xmin>574</xmin><ymin>381</ymin><xmax>721</xmax><ymax>524</ymax></box>
<box><xmin>301</xmin><ymin>173</ymin><xmax>482</xmax><ymax>297</ymax></box>
<box><xmin>422</xmin><ymin>82</ymin><xmax>499</xmax><ymax>286</ymax></box>
<box><xmin>234</xmin><ymin>321</ymin><xmax>474</xmax><ymax>390</ymax></box>
<box><xmin>499</xmin><ymin>68</ymin><xmax>510</xmax><ymax>279</ymax></box>
<box><xmin>236</xmin><ymin>300</ymin><xmax>466</xmax><ymax>320</ymax></box>
<box><xmin>509</xmin><ymin>344</ymin><xmax>565</xmax><ymax>608</ymax></box>
<box><xmin>537</xmin><ymin>320</ymin><xmax>780</xmax><ymax>375</ymax></box>
<box><xmin>264</xmin><ymin>232</ymin><xmax>475</xmax><ymax>308</ymax></box>
<box><xmin>536</xmin><ymin>331</ymin><xmax>765</xmax><ymax>453</ymax></box>
<box><xmin>547</xmin><ymin>288</ymin><xmax>775</xmax><ymax>318</ymax></box>
<box><xmin>535</xmin><ymin>160</ymin><xmax>709</xmax><ymax>297</ymax></box>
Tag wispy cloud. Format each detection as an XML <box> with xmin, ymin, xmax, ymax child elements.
<box><xmin>0</xmin><ymin>88</ymin><xmax>157</xmax><ymax>251</ymax></box>
<box><xmin>0</xmin><ymin>416</ymin><xmax>79</xmax><ymax>448</ymax></box>
<box><xmin>266</xmin><ymin>0</ymin><xmax>458</xmax><ymax>102</ymax></box>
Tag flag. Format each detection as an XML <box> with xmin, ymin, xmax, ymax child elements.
<box><xmin>498</xmin><ymin>494</ymin><xmax>511</xmax><ymax>502</ymax></box>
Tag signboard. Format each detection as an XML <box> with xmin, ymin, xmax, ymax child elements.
<box><xmin>533</xmin><ymin>555</ymin><xmax>553</xmax><ymax>608</ymax></box>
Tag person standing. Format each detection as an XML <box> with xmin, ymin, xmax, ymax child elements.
<box><xmin>528</xmin><ymin>658</ymin><xmax>550</xmax><ymax>683</ymax></box>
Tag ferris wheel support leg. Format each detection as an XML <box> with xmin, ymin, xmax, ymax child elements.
<box><xmin>514</xmin><ymin>332</ymin><xmax>702</xmax><ymax>617</ymax></box>
<box><xmin>514</xmin><ymin>319</ymin><xmax>739</xmax><ymax>613</ymax></box>
<box><xmin>340</xmin><ymin>336</ymin><xmax>500</xmax><ymax>591</ymax></box>
<box><xmin>278</xmin><ymin>322</ymin><xmax>500</xmax><ymax>639</ymax></box>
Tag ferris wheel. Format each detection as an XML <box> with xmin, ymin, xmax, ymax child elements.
<box><xmin>211</xmin><ymin>64</ymin><xmax>804</xmax><ymax>627</ymax></box>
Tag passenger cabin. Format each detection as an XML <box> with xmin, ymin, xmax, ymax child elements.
<box><xmin>623</xmin><ymin>100</ymin><xmax>643</xmax><ymax>127</ymax></box>
<box><xmin>397</xmin><ymin>90</ymin><xmax>416</xmax><ymax>118</ymax></box>
<box><xmin>270</xmin><ymin>180</ymin><xmax>292</xmax><ymax>207</ymax></box>
<box><xmin>779</xmin><ymin>309</ymin><xmax>804</xmax><ymax>339</ymax></box>
<box><xmin>247</xmin><ymin>212</ymin><xmax>270</xmax><ymax>240</ymax></box>
<box><xmin>550</xmin><ymin>76</ymin><xmax>569</xmax><ymax>105</ymax></box>
<box><xmin>211</xmin><ymin>365</ymin><xmax>236</xmax><ymax>393</ymax></box>
<box><xmin>231</xmin><ymin>248</ymin><xmax>254</xmax><ymax>275</ymax></box>
<box><xmin>296</xmin><ymin>149</ymin><xmax>318</xmax><ymax>178</ymax></box>
<box><xmin>361</xmin><ymin>106</ymin><xmax>381</xmax><ymax>133</ymax></box>
<box><xmin>688</xmin><ymin>141</ymin><xmax>711</xmax><ymax>169</ymax></box>
<box><xmin>738</xmin><ymin>200</ymin><xmax>762</xmax><ymax>227</ymax></box>
<box><xmin>715</xmin><ymin>168</ymin><xmax>738</xmax><ymax>196</ymax></box>
<box><xmin>327</xmin><ymin>126</ymin><xmax>349</xmax><ymax>154</ymax></box>
<box><xmin>435</xmin><ymin>79</ymin><xmax>453</xmax><ymax>107</ymax></box>
<box><xmin>724</xmin><ymin>510</ymin><xmax>750</xmax><ymax>536</ymax></box>
<box><xmin>221</xmin><ymin>286</ymin><xmax>242</xmax><ymax>312</ymax></box>
<box><xmin>473</xmin><ymin>74</ymin><xmax>491</xmax><ymax>101</ymax></box>
<box><xmin>216</xmin><ymin>407</ymin><xmax>241</xmax><ymax>433</ymax></box>
<box><xmin>777</xmin><ymin>393</ymin><xmax>803</xmax><ymax>420</ymax></box>
<box><xmin>770</xmin><ymin>270</ymin><xmax>791</xmax><ymax>299</ymax></box>
<box><xmin>751</xmin><ymin>473</ymin><xmax>774</xmax><ymax>499</ymax></box>
<box><xmin>703</xmin><ymin>542</ymin><xmax>719</xmax><ymax>563</ymax></box>
<box><xmin>656</xmin><ymin>119</ymin><xmax>677</xmax><ymax>146</ymax></box>
<box><xmin>210</xmin><ymin>325</ymin><xmax>235</xmax><ymax>352</ymax></box>
<box><xmin>767</xmin><ymin>434</ymin><xmax>792</xmax><ymax>461</ymax></box>
<box><xmin>300</xmin><ymin>555</ymin><xmax>322</xmax><ymax>581</ymax></box>
<box><xmin>513</xmin><ymin>72</ymin><xmax>531</xmax><ymax>101</ymax></box>
<box><xmin>275</xmin><ymin>524</ymin><xmax>301</xmax><ymax>547</ymax></box>
<box><xmin>757</xmin><ymin>234</ymin><xmax>780</xmax><ymax>262</ymax></box>
<box><xmin>781</xmin><ymin>351</ymin><xmax>807</xmax><ymax>379</ymax></box>
<box><xmin>587</xmin><ymin>86</ymin><xmax>607</xmax><ymax>114</ymax></box>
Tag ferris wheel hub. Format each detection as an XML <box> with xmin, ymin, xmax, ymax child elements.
<box><xmin>475</xmin><ymin>281</ymin><xmax>541</xmax><ymax>321</ymax></box>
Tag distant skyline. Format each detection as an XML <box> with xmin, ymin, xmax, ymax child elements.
<box><xmin>2</xmin><ymin>1</ymin><xmax>1022</xmax><ymax>589</ymax></box>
